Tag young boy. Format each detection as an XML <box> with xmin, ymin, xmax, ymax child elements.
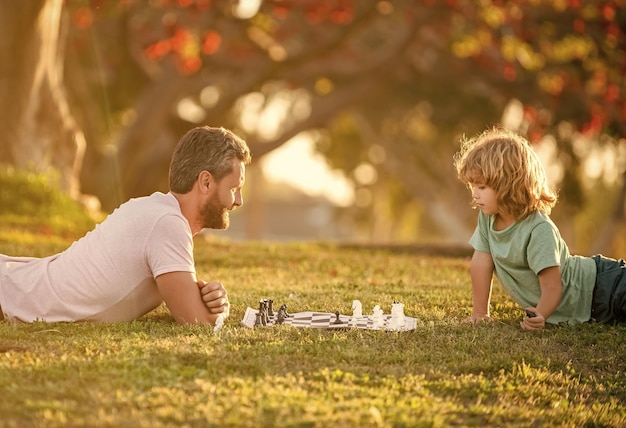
<box><xmin>453</xmin><ymin>127</ymin><xmax>626</xmax><ymax>330</ymax></box>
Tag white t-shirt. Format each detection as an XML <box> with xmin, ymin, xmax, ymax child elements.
<box><xmin>0</xmin><ymin>192</ymin><xmax>195</xmax><ymax>322</ymax></box>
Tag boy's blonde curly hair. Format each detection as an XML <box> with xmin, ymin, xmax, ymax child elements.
<box><xmin>453</xmin><ymin>127</ymin><xmax>557</xmax><ymax>220</ymax></box>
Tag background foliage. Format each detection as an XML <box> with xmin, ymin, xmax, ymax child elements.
<box><xmin>66</xmin><ymin>0</ymin><xmax>626</xmax><ymax>251</ymax></box>
<box><xmin>0</xmin><ymin>0</ymin><xmax>625</xmax><ymax>249</ymax></box>
<box><xmin>0</xmin><ymin>166</ymin><xmax>97</xmax><ymax>238</ymax></box>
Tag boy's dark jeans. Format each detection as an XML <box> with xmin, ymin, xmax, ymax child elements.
<box><xmin>592</xmin><ymin>255</ymin><xmax>626</xmax><ymax>324</ymax></box>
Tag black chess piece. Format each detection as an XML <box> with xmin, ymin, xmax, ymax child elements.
<box><xmin>267</xmin><ymin>299</ymin><xmax>274</xmax><ymax>316</ymax></box>
<box><xmin>276</xmin><ymin>304</ymin><xmax>288</xmax><ymax>324</ymax></box>
<box><xmin>279</xmin><ymin>304</ymin><xmax>289</xmax><ymax>316</ymax></box>
<box><xmin>333</xmin><ymin>310</ymin><xmax>342</xmax><ymax>324</ymax></box>
<box><xmin>254</xmin><ymin>311</ymin><xmax>262</xmax><ymax>327</ymax></box>
<box><xmin>258</xmin><ymin>300</ymin><xmax>268</xmax><ymax>326</ymax></box>
<box><xmin>263</xmin><ymin>300</ymin><xmax>270</xmax><ymax>325</ymax></box>
<box><xmin>276</xmin><ymin>310</ymin><xmax>285</xmax><ymax>324</ymax></box>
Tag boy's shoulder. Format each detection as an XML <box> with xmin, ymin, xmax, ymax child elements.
<box><xmin>519</xmin><ymin>211</ymin><xmax>562</xmax><ymax>240</ymax></box>
<box><xmin>522</xmin><ymin>210</ymin><xmax>556</xmax><ymax>228</ymax></box>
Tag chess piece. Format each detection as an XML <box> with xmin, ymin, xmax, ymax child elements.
<box><xmin>333</xmin><ymin>310</ymin><xmax>342</xmax><ymax>324</ymax></box>
<box><xmin>275</xmin><ymin>304</ymin><xmax>289</xmax><ymax>324</ymax></box>
<box><xmin>372</xmin><ymin>305</ymin><xmax>384</xmax><ymax>329</ymax></box>
<box><xmin>258</xmin><ymin>299</ymin><xmax>271</xmax><ymax>325</ymax></box>
<box><xmin>279</xmin><ymin>304</ymin><xmax>289</xmax><ymax>316</ymax></box>
<box><xmin>395</xmin><ymin>302</ymin><xmax>406</xmax><ymax>328</ymax></box>
<box><xmin>276</xmin><ymin>309</ymin><xmax>286</xmax><ymax>324</ymax></box>
<box><xmin>213</xmin><ymin>314</ymin><xmax>225</xmax><ymax>334</ymax></box>
<box><xmin>352</xmin><ymin>300</ymin><xmax>363</xmax><ymax>317</ymax></box>
<box><xmin>388</xmin><ymin>302</ymin><xmax>406</xmax><ymax>331</ymax></box>
<box><xmin>261</xmin><ymin>300</ymin><xmax>270</xmax><ymax>326</ymax></box>
<box><xmin>254</xmin><ymin>311</ymin><xmax>262</xmax><ymax>327</ymax></box>
<box><xmin>267</xmin><ymin>299</ymin><xmax>274</xmax><ymax>316</ymax></box>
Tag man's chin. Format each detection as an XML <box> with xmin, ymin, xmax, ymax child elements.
<box><xmin>207</xmin><ymin>221</ymin><xmax>229</xmax><ymax>230</ymax></box>
<box><xmin>203</xmin><ymin>210</ymin><xmax>230</xmax><ymax>230</ymax></box>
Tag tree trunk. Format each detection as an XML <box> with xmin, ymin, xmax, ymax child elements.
<box><xmin>114</xmin><ymin>65</ymin><xmax>187</xmax><ymax>203</ymax></box>
<box><xmin>0</xmin><ymin>0</ymin><xmax>85</xmax><ymax>198</ymax></box>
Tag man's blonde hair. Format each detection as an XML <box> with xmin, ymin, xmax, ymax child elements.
<box><xmin>453</xmin><ymin>127</ymin><xmax>557</xmax><ymax>220</ymax></box>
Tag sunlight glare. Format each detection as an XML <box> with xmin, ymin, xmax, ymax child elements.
<box><xmin>177</xmin><ymin>98</ymin><xmax>205</xmax><ymax>123</ymax></box>
<box><xmin>200</xmin><ymin>86</ymin><xmax>220</xmax><ymax>108</ymax></box>
<box><xmin>238</xmin><ymin>92</ymin><xmax>264</xmax><ymax>133</ymax></box>
<box><xmin>258</xmin><ymin>94</ymin><xmax>291</xmax><ymax>140</ymax></box>
<box><xmin>261</xmin><ymin>134</ymin><xmax>355</xmax><ymax>207</ymax></box>
<box><xmin>232</xmin><ymin>0</ymin><xmax>261</xmax><ymax>19</ymax></box>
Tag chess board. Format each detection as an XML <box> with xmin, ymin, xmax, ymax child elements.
<box><xmin>240</xmin><ymin>307</ymin><xmax>417</xmax><ymax>331</ymax></box>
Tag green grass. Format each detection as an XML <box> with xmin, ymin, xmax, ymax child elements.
<box><xmin>0</xmin><ymin>165</ymin><xmax>98</xmax><ymax>238</ymax></box>
<box><xmin>1</xmin><ymin>231</ymin><xmax>625</xmax><ymax>427</ymax></box>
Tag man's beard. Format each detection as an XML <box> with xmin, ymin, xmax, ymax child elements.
<box><xmin>200</xmin><ymin>194</ymin><xmax>229</xmax><ymax>230</ymax></box>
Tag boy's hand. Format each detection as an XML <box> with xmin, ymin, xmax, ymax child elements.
<box><xmin>197</xmin><ymin>280</ymin><xmax>230</xmax><ymax>318</ymax></box>
<box><xmin>520</xmin><ymin>306</ymin><xmax>545</xmax><ymax>330</ymax></box>
<box><xmin>463</xmin><ymin>313</ymin><xmax>492</xmax><ymax>324</ymax></box>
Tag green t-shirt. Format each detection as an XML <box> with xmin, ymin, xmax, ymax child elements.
<box><xmin>469</xmin><ymin>210</ymin><xmax>596</xmax><ymax>324</ymax></box>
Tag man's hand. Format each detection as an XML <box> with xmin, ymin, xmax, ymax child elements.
<box><xmin>197</xmin><ymin>280</ymin><xmax>230</xmax><ymax>318</ymax></box>
<box><xmin>520</xmin><ymin>306</ymin><xmax>545</xmax><ymax>331</ymax></box>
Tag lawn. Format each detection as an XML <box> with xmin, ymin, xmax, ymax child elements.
<box><xmin>1</xmin><ymin>230</ymin><xmax>625</xmax><ymax>427</ymax></box>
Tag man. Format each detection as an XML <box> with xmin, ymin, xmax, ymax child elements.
<box><xmin>0</xmin><ymin>126</ymin><xmax>251</xmax><ymax>324</ymax></box>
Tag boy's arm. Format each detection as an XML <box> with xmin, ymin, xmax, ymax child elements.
<box><xmin>521</xmin><ymin>266</ymin><xmax>562</xmax><ymax>331</ymax></box>
<box><xmin>469</xmin><ymin>250</ymin><xmax>494</xmax><ymax>322</ymax></box>
<box><xmin>156</xmin><ymin>271</ymin><xmax>226</xmax><ymax>325</ymax></box>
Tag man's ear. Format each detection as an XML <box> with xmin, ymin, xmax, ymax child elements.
<box><xmin>198</xmin><ymin>170</ymin><xmax>214</xmax><ymax>192</ymax></box>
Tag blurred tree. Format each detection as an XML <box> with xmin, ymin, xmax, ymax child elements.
<box><xmin>0</xmin><ymin>0</ymin><xmax>86</xmax><ymax>199</ymax></box>
<box><xmin>2</xmin><ymin>0</ymin><xmax>624</xmax><ymax>247</ymax></box>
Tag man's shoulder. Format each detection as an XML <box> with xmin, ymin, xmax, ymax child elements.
<box><xmin>107</xmin><ymin>192</ymin><xmax>186</xmax><ymax>232</ymax></box>
<box><xmin>124</xmin><ymin>192</ymin><xmax>179</xmax><ymax>214</ymax></box>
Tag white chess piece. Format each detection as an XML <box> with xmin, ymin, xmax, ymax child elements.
<box><xmin>397</xmin><ymin>303</ymin><xmax>406</xmax><ymax>328</ymax></box>
<box><xmin>388</xmin><ymin>302</ymin><xmax>406</xmax><ymax>331</ymax></box>
<box><xmin>352</xmin><ymin>300</ymin><xmax>363</xmax><ymax>317</ymax></box>
<box><xmin>213</xmin><ymin>313</ymin><xmax>225</xmax><ymax>334</ymax></box>
<box><xmin>349</xmin><ymin>300</ymin><xmax>362</xmax><ymax>327</ymax></box>
<box><xmin>372</xmin><ymin>305</ymin><xmax>384</xmax><ymax>329</ymax></box>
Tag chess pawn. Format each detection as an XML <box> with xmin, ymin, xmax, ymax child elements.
<box><xmin>372</xmin><ymin>305</ymin><xmax>384</xmax><ymax>329</ymax></box>
<box><xmin>352</xmin><ymin>300</ymin><xmax>363</xmax><ymax>318</ymax></box>
<box><xmin>333</xmin><ymin>310</ymin><xmax>343</xmax><ymax>324</ymax></box>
